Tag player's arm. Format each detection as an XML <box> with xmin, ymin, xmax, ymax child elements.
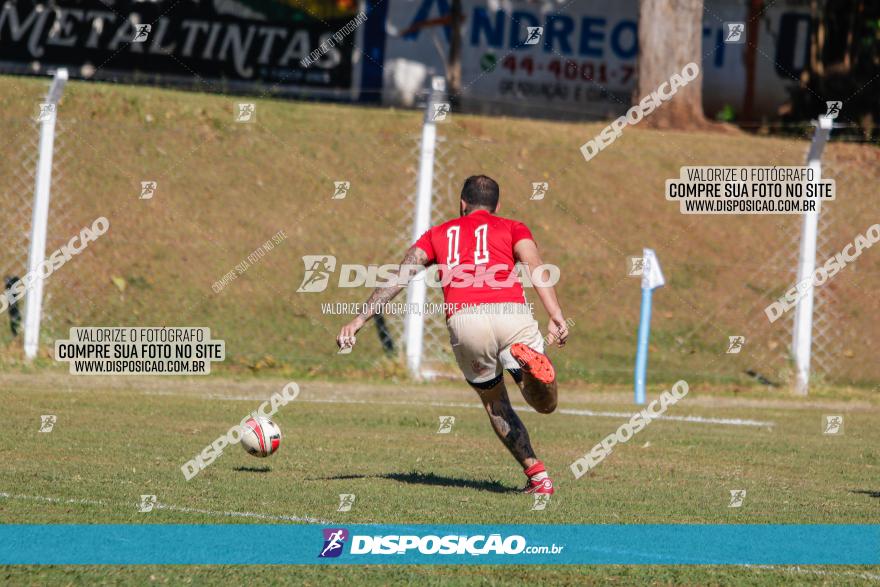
<box><xmin>514</xmin><ymin>239</ymin><xmax>568</xmax><ymax>347</ymax></box>
<box><xmin>336</xmin><ymin>245</ymin><xmax>430</xmax><ymax>350</ymax></box>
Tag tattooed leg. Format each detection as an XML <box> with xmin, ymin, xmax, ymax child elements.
<box><xmin>509</xmin><ymin>371</ymin><xmax>558</xmax><ymax>414</ymax></box>
<box><xmin>472</xmin><ymin>378</ymin><xmax>538</xmax><ymax>468</ymax></box>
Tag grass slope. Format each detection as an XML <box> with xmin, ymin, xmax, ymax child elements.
<box><xmin>0</xmin><ymin>75</ymin><xmax>878</xmax><ymax>387</ymax></box>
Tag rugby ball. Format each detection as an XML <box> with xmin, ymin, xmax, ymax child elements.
<box><xmin>240</xmin><ymin>416</ymin><xmax>282</xmax><ymax>457</ymax></box>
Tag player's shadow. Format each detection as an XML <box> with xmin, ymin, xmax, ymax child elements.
<box><xmin>234</xmin><ymin>466</ymin><xmax>272</xmax><ymax>473</ymax></box>
<box><xmin>385</xmin><ymin>472</ymin><xmax>517</xmax><ymax>494</ymax></box>
<box><xmin>314</xmin><ymin>472</ymin><xmax>518</xmax><ymax>494</ymax></box>
<box><xmin>850</xmin><ymin>489</ymin><xmax>880</xmax><ymax>499</ymax></box>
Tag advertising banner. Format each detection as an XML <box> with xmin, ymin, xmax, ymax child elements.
<box><xmin>382</xmin><ymin>0</ymin><xmax>811</xmax><ymax>119</ymax></box>
<box><xmin>0</xmin><ymin>0</ymin><xmax>366</xmax><ymax>97</ymax></box>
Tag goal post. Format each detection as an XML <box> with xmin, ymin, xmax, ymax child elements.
<box><xmin>23</xmin><ymin>68</ymin><xmax>68</xmax><ymax>360</ymax></box>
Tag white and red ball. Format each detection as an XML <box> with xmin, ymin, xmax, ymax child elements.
<box><xmin>240</xmin><ymin>416</ymin><xmax>282</xmax><ymax>457</ymax></box>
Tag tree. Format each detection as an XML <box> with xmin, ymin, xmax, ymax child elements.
<box><xmin>636</xmin><ymin>0</ymin><xmax>710</xmax><ymax>129</ymax></box>
<box><xmin>741</xmin><ymin>0</ymin><xmax>763</xmax><ymax>122</ymax></box>
<box><xmin>787</xmin><ymin>0</ymin><xmax>880</xmax><ymax>138</ymax></box>
<box><xmin>395</xmin><ymin>2</ymin><xmax>463</xmax><ymax>110</ymax></box>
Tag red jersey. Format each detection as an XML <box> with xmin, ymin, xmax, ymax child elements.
<box><xmin>413</xmin><ymin>210</ymin><xmax>533</xmax><ymax>317</ymax></box>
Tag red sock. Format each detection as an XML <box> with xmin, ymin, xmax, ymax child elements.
<box><xmin>524</xmin><ymin>461</ymin><xmax>548</xmax><ymax>482</ymax></box>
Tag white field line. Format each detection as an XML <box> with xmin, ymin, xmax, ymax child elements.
<box><xmin>300</xmin><ymin>398</ymin><xmax>775</xmax><ymax>427</ymax></box>
<box><xmin>747</xmin><ymin>564</ymin><xmax>880</xmax><ymax>582</ymax></box>
<box><xmin>0</xmin><ymin>492</ymin><xmax>331</xmax><ymax>524</ymax></box>
<box><xmin>144</xmin><ymin>391</ymin><xmax>774</xmax><ymax>428</ymax></box>
<box><xmin>556</xmin><ymin>406</ymin><xmax>774</xmax><ymax>428</ymax></box>
<box><xmin>152</xmin><ymin>503</ymin><xmax>331</xmax><ymax>524</ymax></box>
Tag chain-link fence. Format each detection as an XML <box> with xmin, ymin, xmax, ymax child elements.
<box><xmin>0</xmin><ymin>75</ymin><xmax>877</xmax><ymax>388</ymax></box>
<box><xmin>0</xmin><ymin>118</ymin><xmax>39</xmax><ymax>348</ymax></box>
<box><xmin>381</xmin><ymin>134</ymin><xmax>461</xmax><ymax>378</ymax></box>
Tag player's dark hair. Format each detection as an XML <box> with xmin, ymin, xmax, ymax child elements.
<box><xmin>461</xmin><ymin>175</ymin><xmax>500</xmax><ymax>212</ymax></box>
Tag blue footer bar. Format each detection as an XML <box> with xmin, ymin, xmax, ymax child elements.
<box><xmin>2</xmin><ymin>524</ymin><xmax>877</xmax><ymax>565</ymax></box>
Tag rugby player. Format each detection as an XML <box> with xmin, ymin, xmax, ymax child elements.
<box><xmin>336</xmin><ymin>175</ymin><xmax>568</xmax><ymax>494</ymax></box>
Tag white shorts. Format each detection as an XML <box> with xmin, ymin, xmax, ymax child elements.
<box><xmin>446</xmin><ymin>303</ymin><xmax>545</xmax><ymax>384</ymax></box>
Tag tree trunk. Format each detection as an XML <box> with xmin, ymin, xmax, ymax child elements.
<box><xmin>809</xmin><ymin>0</ymin><xmax>824</xmax><ymax>78</ymax></box>
<box><xmin>636</xmin><ymin>0</ymin><xmax>709</xmax><ymax>129</ymax></box>
<box><xmin>447</xmin><ymin>0</ymin><xmax>463</xmax><ymax>110</ymax></box>
<box><xmin>742</xmin><ymin>0</ymin><xmax>762</xmax><ymax>122</ymax></box>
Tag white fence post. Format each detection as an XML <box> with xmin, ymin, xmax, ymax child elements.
<box><xmin>792</xmin><ymin>115</ymin><xmax>833</xmax><ymax>395</ymax></box>
<box><xmin>24</xmin><ymin>68</ymin><xmax>68</xmax><ymax>360</ymax></box>
<box><xmin>404</xmin><ymin>76</ymin><xmax>445</xmax><ymax>379</ymax></box>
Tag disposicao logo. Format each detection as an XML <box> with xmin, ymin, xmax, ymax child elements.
<box><xmin>319</xmin><ymin>528</ymin><xmax>349</xmax><ymax>558</ymax></box>
<box><xmin>318</xmin><ymin>530</ymin><xmax>564</xmax><ymax>558</ymax></box>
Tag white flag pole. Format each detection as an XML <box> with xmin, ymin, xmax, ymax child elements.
<box><xmin>24</xmin><ymin>68</ymin><xmax>68</xmax><ymax>360</ymax></box>
<box><xmin>791</xmin><ymin>115</ymin><xmax>833</xmax><ymax>395</ymax></box>
<box><xmin>634</xmin><ymin>248</ymin><xmax>665</xmax><ymax>404</ymax></box>
<box><xmin>404</xmin><ymin>76</ymin><xmax>445</xmax><ymax>378</ymax></box>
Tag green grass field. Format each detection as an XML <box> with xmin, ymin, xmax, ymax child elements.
<box><xmin>1</xmin><ymin>373</ymin><xmax>878</xmax><ymax>584</ymax></box>
<box><xmin>0</xmin><ymin>72</ymin><xmax>878</xmax><ymax>585</ymax></box>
